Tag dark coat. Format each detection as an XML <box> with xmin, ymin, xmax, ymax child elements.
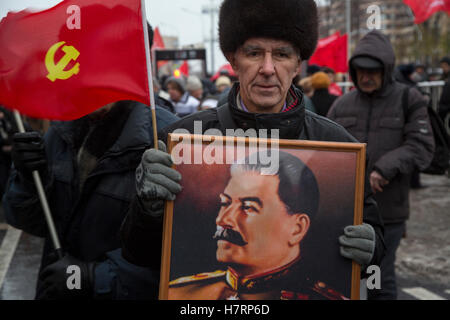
<box><xmin>120</xmin><ymin>83</ymin><xmax>386</xmax><ymax>271</ymax></box>
<box><xmin>327</xmin><ymin>31</ymin><xmax>435</xmax><ymax>224</ymax></box>
<box><xmin>438</xmin><ymin>73</ymin><xmax>450</xmax><ymax>121</ymax></box>
<box><xmin>3</xmin><ymin>102</ymin><xmax>179</xmax><ymax>299</ymax></box>
<box><xmin>311</xmin><ymin>88</ymin><xmax>338</xmax><ymax>117</ymax></box>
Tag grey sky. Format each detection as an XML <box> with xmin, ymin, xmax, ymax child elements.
<box><xmin>0</xmin><ymin>0</ymin><xmax>325</xmax><ymax>74</ymax></box>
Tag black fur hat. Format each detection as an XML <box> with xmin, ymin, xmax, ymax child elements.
<box><xmin>218</xmin><ymin>0</ymin><xmax>318</xmax><ymax>60</ymax></box>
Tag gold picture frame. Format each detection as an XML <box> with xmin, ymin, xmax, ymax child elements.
<box><xmin>159</xmin><ymin>133</ymin><xmax>366</xmax><ymax>300</ymax></box>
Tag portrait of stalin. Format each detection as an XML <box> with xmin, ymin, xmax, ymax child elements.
<box><xmin>168</xmin><ymin>151</ymin><xmax>347</xmax><ymax>300</ymax></box>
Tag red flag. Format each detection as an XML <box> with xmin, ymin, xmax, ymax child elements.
<box><xmin>151</xmin><ymin>26</ymin><xmax>165</xmax><ymax>50</ymax></box>
<box><xmin>179</xmin><ymin>60</ymin><xmax>189</xmax><ymax>77</ymax></box>
<box><xmin>0</xmin><ymin>0</ymin><xmax>150</xmax><ymax>120</ymax></box>
<box><xmin>309</xmin><ymin>32</ymin><xmax>348</xmax><ymax>73</ymax></box>
<box><xmin>210</xmin><ymin>63</ymin><xmax>236</xmax><ymax>81</ymax></box>
<box><xmin>403</xmin><ymin>0</ymin><xmax>450</xmax><ymax>24</ymax></box>
<box><xmin>334</xmin><ymin>33</ymin><xmax>348</xmax><ymax>73</ymax></box>
<box><xmin>151</xmin><ymin>26</ymin><xmax>168</xmax><ymax>70</ymax></box>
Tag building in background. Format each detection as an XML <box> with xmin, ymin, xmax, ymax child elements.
<box><xmin>318</xmin><ymin>0</ymin><xmax>449</xmax><ymax>67</ymax></box>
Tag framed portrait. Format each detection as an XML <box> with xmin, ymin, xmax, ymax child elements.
<box><xmin>159</xmin><ymin>133</ymin><xmax>366</xmax><ymax>300</ymax></box>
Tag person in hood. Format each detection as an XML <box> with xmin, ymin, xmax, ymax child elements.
<box><xmin>310</xmin><ymin>71</ymin><xmax>338</xmax><ymax>117</ymax></box>
<box><xmin>327</xmin><ymin>30</ymin><xmax>435</xmax><ymax>300</ymax></box>
<box><xmin>438</xmin><ymin>57</ymin><xmax>450</xmax><ymax>123</ymax></box>
<box><xmin>120</xmin><ymin>0</ymin><xmax>386</xmax><ymax>299</ymax></box>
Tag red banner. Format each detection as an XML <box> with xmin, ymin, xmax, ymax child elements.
<box><xmin>0</xmin><ymin>0</ymin><xmax>150</xmax><ymax>120</ymax></box>
<box><xmin>179</xmin><ymin>60</ymin><xmax>189</xmax><ymax>77</ymax></box>
<box><xmin>152</xmin><ymin>26</ymin><xmax>165</xmax><ymax>50</ymax></box>
<box><xmin>403</xmin><ymin>0</ymin><xmax>450</xmax><ymax>24</ymax></box>
<box><xmin>309</xmin><ymin>32</ymin><xmax>348</xmax><ymax>73</ymax></box>
<box><xmin>152</xmin><ymin>26</ymin><xmax>169</xmax><ymax>70</ymax></box>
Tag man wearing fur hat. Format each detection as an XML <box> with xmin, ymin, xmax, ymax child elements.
<box><xmin>121</xmin><ymin>0</ymin><xmax>386</xmax><ymax>299</ymax></box>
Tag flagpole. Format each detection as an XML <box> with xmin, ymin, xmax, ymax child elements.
<box><xmin>346</xmin><ymin>0</ymin><xmax>351</xmax><ymax>86</ymax></box>
<box><xmin>141</xmin><ymin>0</ymin><xmax>159</xmax><ymax>150</ymax></box>
<box><xmin>12</xmin><ymin>110</ymin><xmax>63</xmax><ymax>258</ymax></box>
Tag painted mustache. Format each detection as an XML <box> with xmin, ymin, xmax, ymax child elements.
<box><xmin>213</xmin><ymin>226</ymin><xmax>248</xmax><ymax>246</ymax></box>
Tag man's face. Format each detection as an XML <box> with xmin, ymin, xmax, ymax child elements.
<box><xmin>227</xmin><ymin>38</ymin><xmax>302</xmax><ymax>113</ymax></box>
<box><xmin>189</xmin><ymin>88</ymin><xmax>203</xmax><ymax>100</ymax></box>
<box><xmin>416</xmin><ymin>67</ymin><xmax>425</xmax><ymax>74</ymax></box>
<box><xmin>167</xmin><ymin>82</ymin><xmax>183</xmax><ymax>102</ymax></box>
<box><xmin>217</xmin><ymin>84</ymin><xmax>230</xmax><ymax>93</ymax></box>
<box><xmin>356</xmin><ymin>68</ymin><xmax>383</xmax><ymax>94</ymax></box>
<box><xmin>441</xmin><ymin>62</ymin><xmax>450</xmax><ymax>76</ymax></box>
<box><xmin>214</xmin><ymin>170</ymin><xmax>309</xmax><ymax>276</ymax></box>
<box><xmin>325</xmin><ymin>72</ymin><xmax>335</xmax><ymax>83</ymax></box>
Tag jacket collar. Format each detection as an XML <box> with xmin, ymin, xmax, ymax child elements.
<box><xmin>225</xmin><ymin>256</ymin><xmax>300</xmax><ymax>293</ymax></box>
<box><xmin>226</xmin><ymin>83</ymin><xmax>306</xmax><ymax>140</ymax></box>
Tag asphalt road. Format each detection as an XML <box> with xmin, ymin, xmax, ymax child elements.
<box><xmin>0</xmin><ymin>173</ymin><xmax>449</xmax><ymax>300</ymax></box>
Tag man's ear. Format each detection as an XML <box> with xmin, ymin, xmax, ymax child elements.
<box><xmin>288</xmin><ymin>213</ymin><xmax>310</xmax><ymax>246</ymax></box>
<box><xmin>226</xmin><ymin>53</ymin><xmax>238</xmax><ymax>74</ymax></box>
<box><xmin>294</xmin><ymin>59</ymin><xmax>302</xmax><ymax>78</ymax></box>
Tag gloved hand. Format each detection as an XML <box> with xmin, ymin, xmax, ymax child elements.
<box><xmin>11</xmin><ymin>132</ymin><xmax>47</xmax><ymax>179</ymax></box>
<box><xmin>36</xmin><ymin>254</ymin><xmax>95</xmax><ymax>300</ymax></box>
<box><xmin>135</xmin><ymin>140</ymin><xmax>182</xmax><ymax>217</ymax></box>
<box><xmin>339</xmin><ymin>223</ymin><xmax>375</xmax><ymax>268</ymax></box>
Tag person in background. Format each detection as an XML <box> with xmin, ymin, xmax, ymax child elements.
<box><xmin>186</xmin><ymin>75</ymin><xmax>204</xmax><ymax>101</ymax></box>
<box><xmin>201</xmin><ymin>77</ymin><xmax>218</xmax><ymax>97</ymax></box>
<box><xmin>438</xmin><ymin>57</ymin><xmax>450</xmax><ymax>124</ymax></box>
<box><xmin>307</xmin><ymin>64</ymin><xmax>321</xmax><ymax>76</ymax></box>
<box><xmin>413</xmin><ymin>64</ymin><xmax>428</xmax><ymax>83</ymax></box>
<box><xmin>394</xmin><ymin>64</ymin><xmax>429</xmax><ymax>189</ymax></box>
<box><xmin>394</xmin><ymin>64</ymin><xmax>418</xmax><ymax>88</ymax></box>
<box><xmin>215</xmin><ymin>75</ymin><xmax>232</xmax><ymax>94</ymax></box>
<box><xmin>165</xmin><ymin>76</ymin><xmax>200</xmax><ymax>117</ymax></box>
<box><xmin>3</xmin><ymin>100</ymin><xmax>179</xmax><ymax>300</ymax></box>
<box><xmin>152</xmin><ymin>76</ymin><xmax>175</xmax><ymax>114</ymax></box>
<box><xmin>198</xmin><ymin>95</ymin><xmax>220</xmax><ymax>110</ymax></box>
<box><xmin>294</xmin><ymin>76</ymin><xmax>316</xmax><ymax>113</ymax></box>
<box><xmin>328</xmin><ymin>30</ymin><xmax>435</xmax><ymax>300</ymax></box>
<box><xmin>215</xmin><ymin>76</ymin><xmax>234</xmax><ymax>108</ymax></box>
<box><xmin>322</xmin><ymin>67</ymin><xmax>343</xmax><ymax>97</ymax></box>
<box><xmin>310</xmin><ymin>71</ymin><xmax>338</xmax><ymax>117</ymax></box>
<box><xmin>0</xmin><ymin>106</ymin><xmax>19</xmax><ymax>199</ymax></box>
<box><xmin>298</xmin><ymin>77</ymin><xmax>314</xmax><ymax>99</ymax></box>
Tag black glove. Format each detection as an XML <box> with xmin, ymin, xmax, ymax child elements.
<box><xmin>36</xmin><ymin>254</ymin><xmax>96</xmax><ymax>300</ymax></box>
<box><xmin>11</xmin><ymin>131</ymin><xmax>47</xmax><ymax>179</ymax></box>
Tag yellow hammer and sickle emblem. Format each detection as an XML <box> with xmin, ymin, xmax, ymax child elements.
<box><xmin>45</xmin><ymin>41</ymin><xmax>80</xmax><ymax>82</ymax></box>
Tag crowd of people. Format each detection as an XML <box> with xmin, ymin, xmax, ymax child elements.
<box><xmin>0</xmin><ymin>0</ymin><xmax>449</xmax><ymax>302</ymax></box>
<box><xmin>150</xmin><ymin>54</ymin><xmax>450</xmax><ymax>134</ymax></box>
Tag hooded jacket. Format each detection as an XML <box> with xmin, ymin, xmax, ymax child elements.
<box><xmin>120</xmin><ymin>83</ymin><xmax>386</xmax><ymax>271</ymax></box>
<box><xmin>327</xmin><ymin>30</ymin><xmax>435</xmax><ymax>224</ymax></box>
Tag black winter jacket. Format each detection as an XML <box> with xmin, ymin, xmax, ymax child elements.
<box><xmin>311</xmin><ymin>88</ymin><xmax>338</xmax><ymax>117</ymax></box>
<box><xmin>120</xmin><ymin>84</ymin><xmax>386</xmax><ymax>270</ymax></box>
<box><xmin>3</xmin><ymin>102</ymin><xmax>179</xmax><ymax>299</ymax></box>
<box><xmin>327</xmin><ymin>31</ymin><xmax>435</xmax><ymax>224</ymax></box>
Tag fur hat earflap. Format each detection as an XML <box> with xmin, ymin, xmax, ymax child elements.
<box><xmin>219</xmin><ymin>0</ymin><xmax>318</xmax><ymax>60</ymax></box>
